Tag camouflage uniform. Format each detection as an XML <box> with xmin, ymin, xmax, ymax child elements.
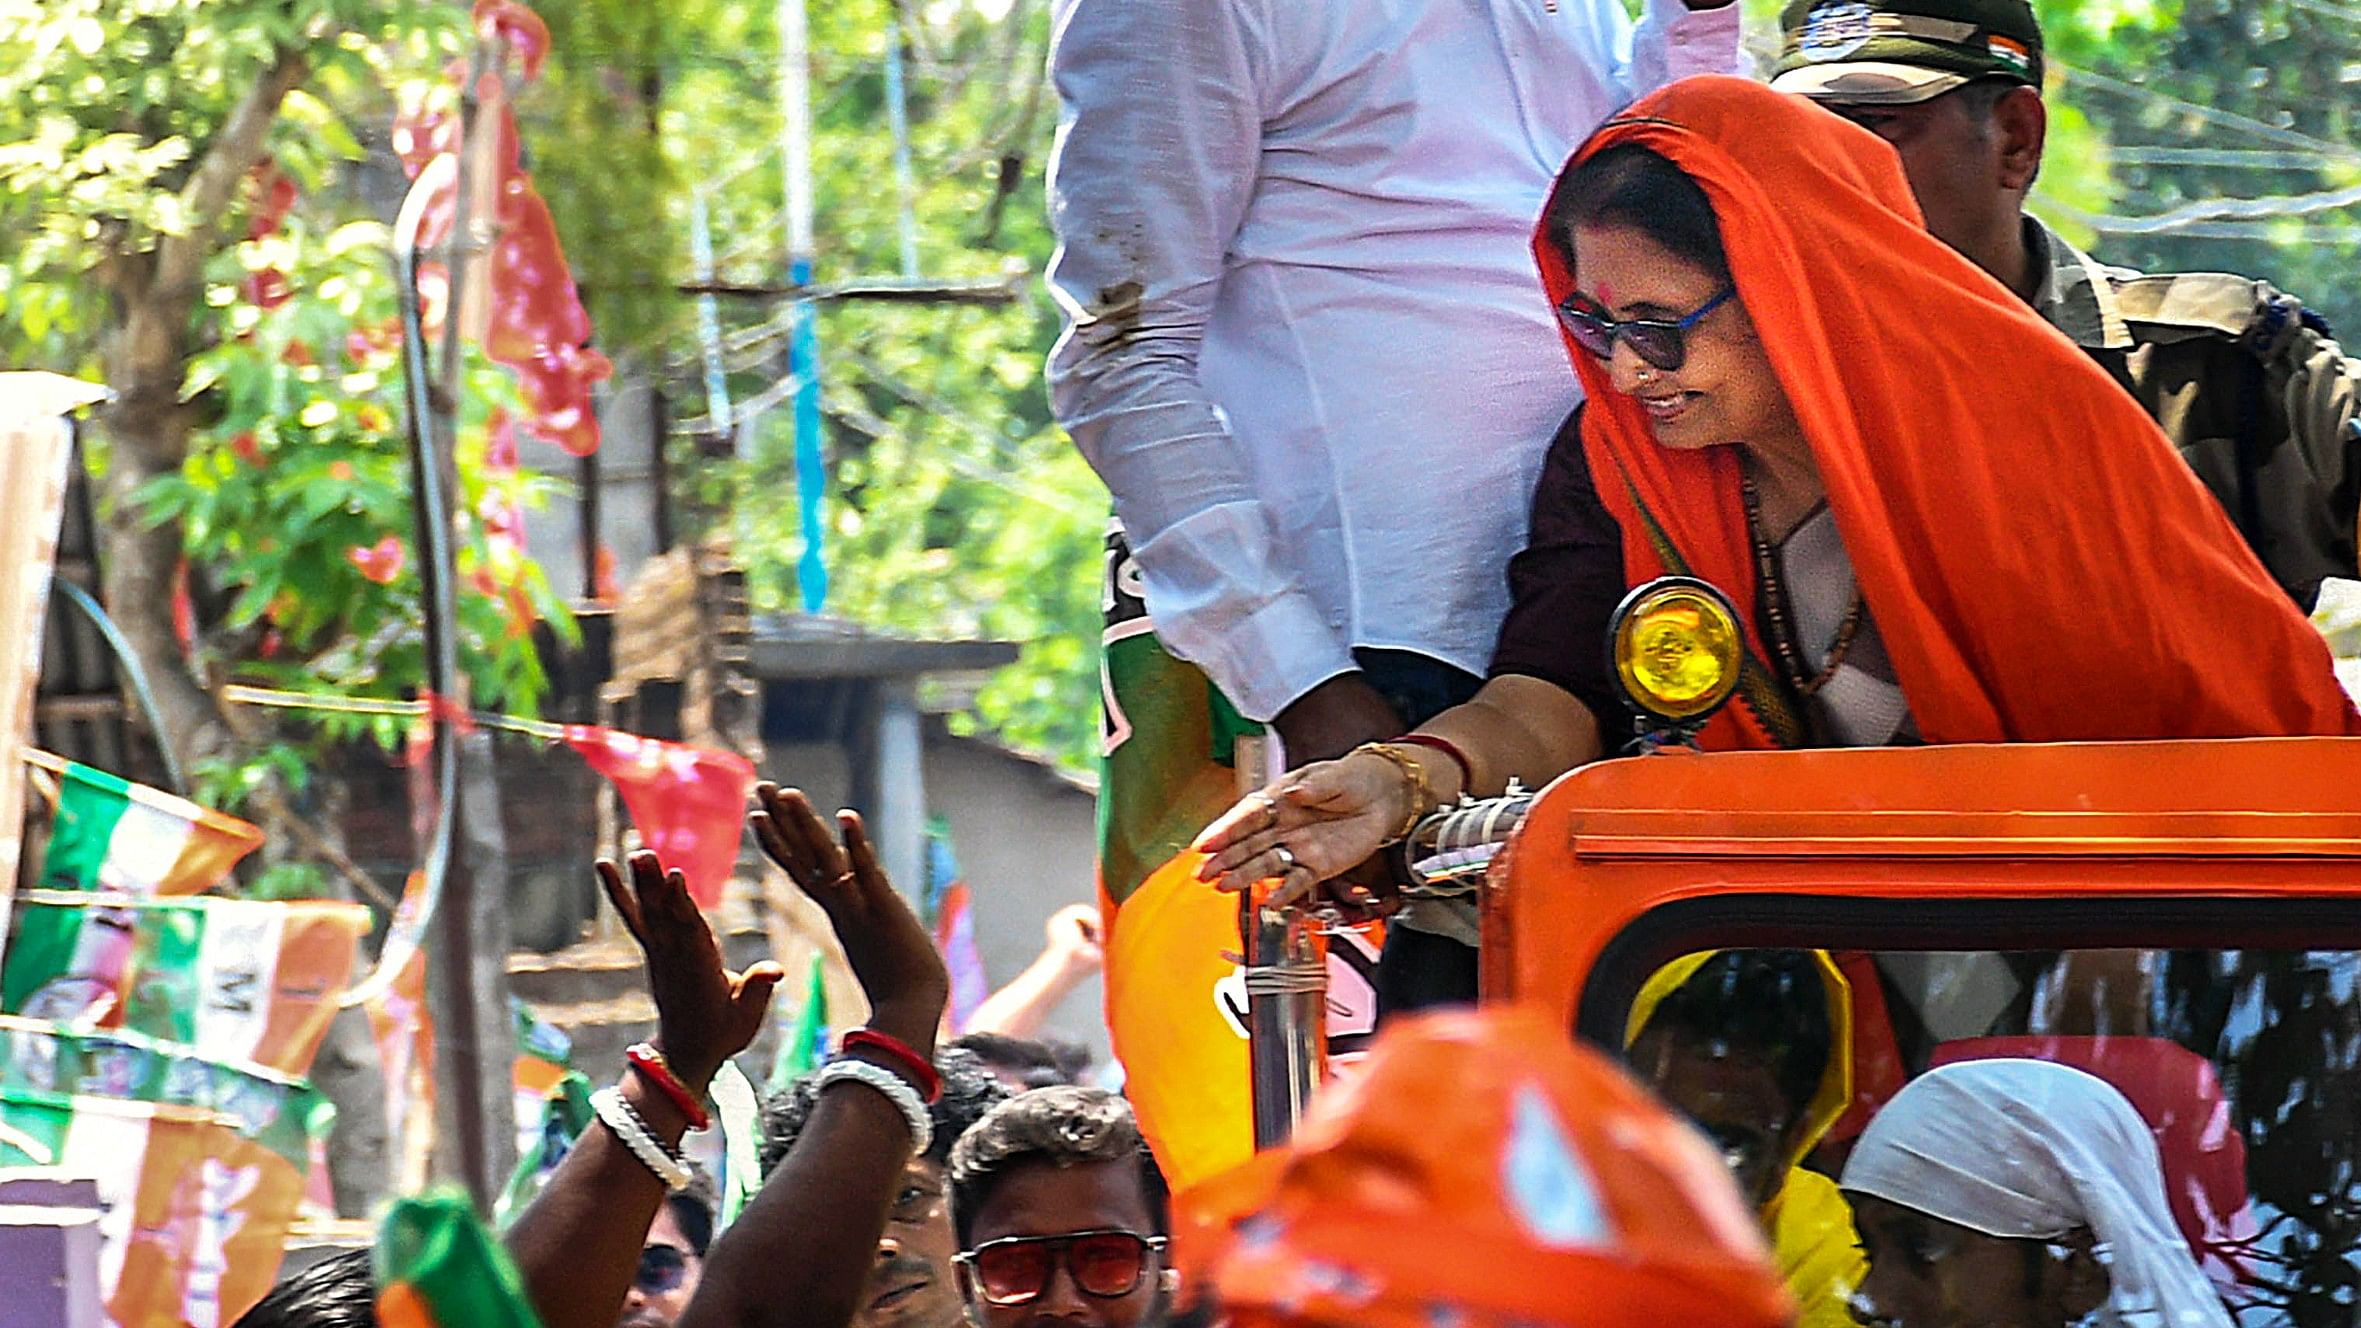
<box><xmin>2028</xmin><ymin>216</ymin><xmax>2361</xmax><ymax>610</ymax></box>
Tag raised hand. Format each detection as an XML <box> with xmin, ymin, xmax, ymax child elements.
<box><xmin>1043</xmin><ymin>903</ymin><xmax>1105</xmax><ymax>977</ymax></box>
<box><xmin>749</xmin><ymin>783</ymin><xmax>949</xmax><ymax>1055</ymax></box>
<box><xmin>596</xmin><ymin>850</ymin><xmax>786</xmax><ymax>1090</ymax></box>
<box><xmin>1190</xmin><ymin>750</ymin><xmax>1411</xmax><ymax>909</ymax></box>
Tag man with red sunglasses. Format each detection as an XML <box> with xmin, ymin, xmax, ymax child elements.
<box><xmin>948</xmin><ymin>1087</ymin><xmax>1173</xmax><ymax>1328</ymax></box>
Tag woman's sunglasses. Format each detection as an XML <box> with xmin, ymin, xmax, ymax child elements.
<box><xmin>1555</xmin><ymin>285</ymin><xmax>1736</xmax><ymax>372</ymax></box>
<box><xmin>954</xmin><ymin>1230</ymin><xmax>1168</xmax><ymax>1306</ymax></box>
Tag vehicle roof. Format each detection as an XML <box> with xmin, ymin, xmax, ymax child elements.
<box><xmin>1546</xmin><ymin>737</ymin><xmax>2361</xmax><ymax>859</ymax></box>
<box><xmin>1487</xmin><ymin>738</ymin><xmax>2361</xmax><ymax>1021</ymax></box>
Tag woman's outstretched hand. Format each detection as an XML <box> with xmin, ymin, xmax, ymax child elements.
<box><xmin>596</xmin><ymin>850</ymin><xmax>786</xmax><ymax>1090</ymax></box>
<box><xmin>1190</xmin><ymin>749</ymin><xmax>1413</xmax><ymax>908</ymax></box>
<box><xmin>749</xmin><ymin>783</ymin><xmax>949</xmax><ymax>1055</ymax></box>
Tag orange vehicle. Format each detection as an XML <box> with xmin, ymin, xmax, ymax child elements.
<box><xmin>1387</xmin><ymin>579</ymin><xmax>2361</xmax><ymax>1327</ymax></box>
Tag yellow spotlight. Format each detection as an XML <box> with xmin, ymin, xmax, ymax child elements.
<box><xmin>1609</xmin><ymin>577</ymin><xmax>1742</xmax><ymax>726</ymax></box>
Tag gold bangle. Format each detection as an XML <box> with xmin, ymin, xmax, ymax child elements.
<box><xmin>1351</xmin><ymin>742</ymin><xmax>1432</xmax><ymax>845</ymax></box>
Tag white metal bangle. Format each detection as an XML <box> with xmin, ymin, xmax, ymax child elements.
<box><xmin>592</xmin><ymin>1087</ymin><xmax>695</xmax><ymax>1191</ymax></box>
<box><xmin>816</xmin><ymin>1057</ymin><xmax>934</xmax><ymax>1156</ymax></box>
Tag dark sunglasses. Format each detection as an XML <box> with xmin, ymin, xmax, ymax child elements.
<box><xmin>636</xmin><ymin>1243</ymin><xmax>690</xmax><ymax>1295</ymax></box>
<box><xmin>1555</xmin><ymin>285</ymin><xmax>1736</xmax><ymax>372</ymax></box>
<box><xmin>955</xmin><ymin>1230</ymin><xmax>1168</xmax><ymax>1306</ymax></box>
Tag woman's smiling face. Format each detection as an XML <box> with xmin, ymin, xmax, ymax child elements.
<box><xmin>1569</xmin><ymin>222</ymin><xmax>1797</xmax><ymax>454</ymax></box>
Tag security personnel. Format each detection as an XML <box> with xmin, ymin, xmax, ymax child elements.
<box><xmin>1773</xmin><ymin>0</ymin><xmax>2361</xmax><ymax>609</ymax></box>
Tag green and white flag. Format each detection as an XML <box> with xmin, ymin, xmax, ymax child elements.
<box><xmin>31</xmin><ymin>752</ymin><xmax>265</xmax><ymax>896</ymax></box>
<box><xmin>0</xmin><ymin>891</ymin><xmax>370</xmax><ymax>1077</ymax></box>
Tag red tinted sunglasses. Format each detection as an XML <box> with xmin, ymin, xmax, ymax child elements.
<box><xmin>955</xmin><ymin>1230</ymin><xmax>1167</xmax><ymax>1306</ymax></box>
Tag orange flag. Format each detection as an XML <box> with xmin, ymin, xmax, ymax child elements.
<box><xmin>1105</xmin><ymin>852</ymin><xmax>1254</xmax><ymax>1190</ymax></box>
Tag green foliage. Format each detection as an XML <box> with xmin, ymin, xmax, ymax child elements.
<box><xmin>137</xmin><ymin>217</ymin><xmax>577</xmax><ymax>743</ymax></box>
<box><xmin>521</xmin><ymin>0</ymin><xmax>688</xmax><ymax>352</ymax></box>
<box><xmin>580</xmin><ymin>0</ymin><xmax>1101</xmax><ymax>767</ymax></box>
<box><xmin>0</xmin><ymin>0</ymin><xmax>458</xmax><ymax>368</ymax></box>
<box><xmin>2042</xmin><ymin>0</ymin><xmax>2361</xmax><ymax>334</ymax></box>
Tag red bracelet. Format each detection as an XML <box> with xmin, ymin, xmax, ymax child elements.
<box><xmin>1391</xmin><ymin>734</ymin><xmax>1474</xmax><ymax>793</ymax></box>
<box><xmin>840</xmin><ymin>1028</ymin><xmax>943</xmax><ymax>1103</ymax></box>
<box><xmin>625</xmin><ymin>1042</ymin><xmax>712</xmax><ymax>1131</ymax></box>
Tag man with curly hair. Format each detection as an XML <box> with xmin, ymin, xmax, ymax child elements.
<box><xmin>760</xmin><ymin>1045</ymin><xmax>1010</xmax><ymax>1328</ymax></box>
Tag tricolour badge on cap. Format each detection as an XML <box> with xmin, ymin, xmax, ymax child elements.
<box><xmin>1797</xmin><ymin>1</ymin><xmax>1878</xmax><ymax>63</ymax></box>
<box><xmin>1986</xmin><ymin>33</ymin><xmax>2032</xmax><ymax>74</ymax></box>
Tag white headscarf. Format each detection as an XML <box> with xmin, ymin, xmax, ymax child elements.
<box><xmin>1841</xmin><ymin>1059</ymin><xmax>2233</xmax><ymax>1328</ymax></box>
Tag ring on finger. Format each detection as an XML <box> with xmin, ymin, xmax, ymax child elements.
<box><xmin>1270</xmin><ymin>843</ymin><xmax>1299</xmax><ymax>876</ymax></box>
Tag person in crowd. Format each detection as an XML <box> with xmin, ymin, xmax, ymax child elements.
<box><xmin>950</xmin><ymin>1031</ymin><xmax>1089</xmax><ymax>1092</ymax></box>
<box><xmin>1770</xmin><ymin>0</ymin><xmax>2361</xmax><ymax>611</ymax></box>
<box><xmin>961</xmin><ymin>903</ymin><xmax>1103</xmax><ymax>1049</ymax></box>
<box><xmin>1177</xmin><ymin>1004</ymin><xmax>1795</xmax><ymax>1327</ymax></box>
<box><xmin>1627</xmin><ymin>951</ymin><xmax>1861</xmax><ymax>1328</ymax></box>
<box><xmin>232</xmin><ymin>1250</ymin><xmax>376</xmax><ymax>1328</ymax></box>
<box><xmin>948</xmin><ymin>1086</ymin><xmax>1173</xmax><ymax>1328</ymax></box>
<box><xmin>1842</xmin><ymin>1058</ymin><xmax>2232</xmax><ymax>1328</ymax></box>
<box><xmin>1047</xmin><ymin>0</ymin><xmax>1741</xmax><ymax>1008</ymax></box>
<box><xmin>621</xmin><ymin>1185</ymin><xmax>716</xmax><ymax>1328</ymax></box>
<box><xmin>759</xmin><ymin>1046</ymin><xmax>1010</xmax><ymax>1328</ymax></box>
<box><xmin>1196</xmin><ymin>77</ymin><xmax>2358</xmax><ymax>920</ymax></box>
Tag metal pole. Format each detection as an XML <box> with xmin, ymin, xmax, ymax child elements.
<box><xmin>883</xmin><ymin>9</ymin><xmax>920</xmax><ymax>279</ymax></box>
<box><xmin>778</xmin><ymin>0</ymin><xmax>828</xmax><ymax>611</ymax></box>
<box><xmin>691</xmin><ymin>190</ymin><xmax>737</xmax><ymax>452</ymax></box>
<box><xmin>1243</xmin><ymin>898</ymin><xmax>1325</xmax><ymax>1150</ymax></box>
<box><xmin>1234</xmin><ymin>734</ymin><xmax>1324</xmax><ymax>1148</ymax></box>
<box><xmin>393</xmin><ymin>45</ymin><xmax>518</xmax><ymax>1211</ymax></box>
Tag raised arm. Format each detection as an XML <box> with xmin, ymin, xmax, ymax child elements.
<box><xmin>961</xmin><ymin>904</ymin><xmax>1103</xmax><ymax>1041</ymax></box>
<box><xmin>1045</xmin><ymin>0</ymin><xmax>1354</xmax><ymax>726</ymax></box>
<box><xmin>505</xmin><ymin>851</ymin><xmax>784</xmax><ymax>1328</ymax></box>
<box><xmin>676</xmin><ymin>785</ymin><xmax>952</xmax><ymax>1328</ymax></box>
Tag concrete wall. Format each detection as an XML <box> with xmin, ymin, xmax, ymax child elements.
<box><xmin>921</xmin><ymin>732</ymin><xmax>1107</xmax><ymax>1066</ymax></box>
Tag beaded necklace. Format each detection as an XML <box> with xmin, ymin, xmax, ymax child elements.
<box><xmin>1741</xmin><ymin>470</ymin><xmax>1864</xmax><ymax>700</ymax></box>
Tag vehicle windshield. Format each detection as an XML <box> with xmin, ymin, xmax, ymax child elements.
<box><xmin>1621</xmin><ymin>947</ymin><xmax>2361</xmax><ymax>1328</ymax></box>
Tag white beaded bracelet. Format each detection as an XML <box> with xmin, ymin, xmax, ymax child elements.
<box><xmin>592</xmin><ymin>1087</ymin><xmax>695</xmax><ymax>1191</ymax></box>
<box><xmin>816</xmin><ymin>1058</ymin><xmax>934</xmax><ymax>1156</ymax></box>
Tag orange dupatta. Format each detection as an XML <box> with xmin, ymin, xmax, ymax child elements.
<box><xmin>1532</xmin><ymin>76</ymin><xmax>2358</xmax><ymax>749</ymax></box>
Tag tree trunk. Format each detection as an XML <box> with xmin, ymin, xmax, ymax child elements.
<box><xmin>92</xmin><ymin>264</ymin><xmax>236</xmax><ymax>779</ymax></box>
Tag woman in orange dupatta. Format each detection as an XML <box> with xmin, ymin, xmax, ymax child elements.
<box><xmin>1197</xmin><ymin>75</ymin><xmax>2358</xmax><ymax>898</ymax></box>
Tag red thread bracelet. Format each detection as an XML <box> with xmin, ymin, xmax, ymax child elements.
<box><xmin>1392</xmin><ymin>734</ymin><xmax>1474</xmax><ymax>793</ymax></box>
<box><xmin>625</xmin><ymin>1042</ymin><xmax>712</xmax><ymax>1131</ymax></box>
<box><xmin>841</xmin><ymin>1028</ymin><xmax>943</xmax><ymax>1103</ymax></box>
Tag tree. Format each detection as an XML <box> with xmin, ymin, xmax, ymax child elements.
<box><xmin>513</xmin><ymin>0</ymin><xmax>1105</xmax><ymax>771</ymax></box>
<box><xmin>0</xmin><ymin>2</ymin><xmax>576</xmax><ymax>855</ymax></box>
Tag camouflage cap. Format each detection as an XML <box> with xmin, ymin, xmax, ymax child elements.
<box><xmin>1770</xmin><ymin>0</ymin><xmax>2043</xmax><ymax>105</ymax></box>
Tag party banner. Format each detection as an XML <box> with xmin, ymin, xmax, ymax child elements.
<box><xmin>0</xmin><ymin>1019</ymin><xmax>334</xmax><ymax>1328</ymax></box>
<box><xmin>30</xmin><ymin>753</ymin><xmax>266</xmax><ymax>897</ymax></box>
<box><xmin>1</xmin><ymin>891</ymin><xmax>370</xmax><ymax>1078</ymax></box>
<box><xmin>375</xmin><ymin>1188</ymin><xmax>544</xmax><ymax>1328</ymax></box>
